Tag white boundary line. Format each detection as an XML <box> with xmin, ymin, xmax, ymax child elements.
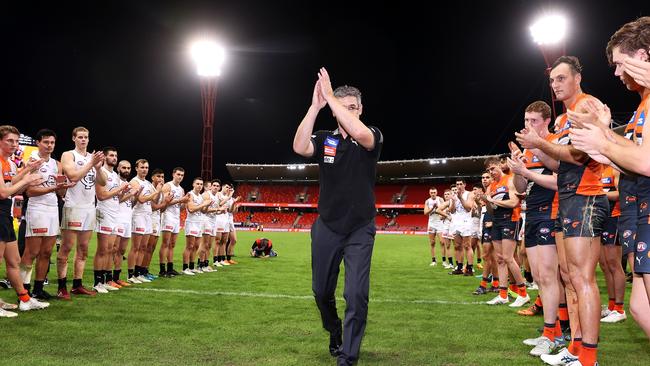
<box><xmin>130</xmin><ymin>287</ymin><xmax>483</xmax><ymax>305</ymax></box>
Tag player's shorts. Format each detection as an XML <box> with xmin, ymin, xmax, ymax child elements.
<box><xmin>95</xmin><ymin>209</ymin><xmax>118</xmax><ymax>235</ymax></box>
<box><xmin>203</xmin><ymin>217</ymin><xmax>216</xmax><ymax>236</ymax></box>
<box><xmin>215</xmin><ymin>214</ymin><xmax>229</xmax><ymax>233</ymax></box>
<box><xmin>25</xmin><ymin>205</ymin><xmax>60</xmax><ymax>237</ymax></box>
<box><xmin>0</xmin><ymin>214</ymin><xmax>16</xmax><ymax>242</ymax></box>
<box><xmin>62</xmin><ymin>206</ymin><xmax>96</xmax><ymax>231</ymax></box>
<box><xmin>618</xmin><ymin>215</ymin><xmax>636</xmax><ymax>256</ymax></box>
<box><xmin>471</xmin><ymin>217</ymin><xmax>481</xmax><ymax>238</ymax></box>
<box><xmin>132</xmin><ymin>214</ymin><xmax>153</xmax><ymax>235</ymax></box>
<box><xmin>450</xmin><ymin>217</ymin><xmax>473</xmax><ymax>237</ymax></box>
<box><xmin>559</xmin><ymin>195</ymin><xmax>608</xmax><ymax>238</ymax></box>
<box><xmin>161</xmin><ymin>212</ymin><xmax>180</xmax><ymax>234</ymax></box>
<box><xmin>601</xmin><ymin>215</ymin><xmax>619</xmax><ymax>246</ymax></box>
<box><xmin>116</xmin><ymin>219</ymin><xmax>132</xmax><ymax>238</ymax></box>
<box><xmin>481</xmin><ymin>224</ymin><xmax>493</xmax><ymax>244</ymax></box>
<box><xmin>228</xmin><ymin>219</ymin><xmax>235</xmax><ymax>233</ymax></box>
<box><xmin>427</xmin><ymin>220</ymin><xmax>445</xmax><ymax>234</ymax></box>
<box><xmin>491</xmin><ymin>219</ymin><xmax>518</xmax><ymax>242</ymax></box>
<box><xmin>634</xmin><ymin>223</ymin><xmax>650</xmax><ymax>274</ymax></box>
<box><xmin>151</xmin><ymin>211</ymin><xmax>161</xmax><ymax>236</ymax></box>
<box><xmin>185</xmin><ymin>220</ymin><xmax>203</xmax><ymax>238</ymax></box>
<box><xmin>524</xmin><ymin>217</ymin><xmax>556</xmax><ymax>248</ymax></box>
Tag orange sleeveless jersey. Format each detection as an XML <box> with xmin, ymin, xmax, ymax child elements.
<box><xmin>600</xmin><ymin>165</ymin><xmax>620</xmax><ymax>217</ymax></box>
<box><xmin>555</xmin><ymin>93</ymin><xmax>605</xmax><ymax>197</ymax></box>
<box><xmin>489</xmin><ymin>173</ymin><xmax>520</xmax><ymax>222</ymax></box>
<box><xmin>523</xmin><ymin>132</ymin><xmax>559</xmax><ymax>219</ymax></box>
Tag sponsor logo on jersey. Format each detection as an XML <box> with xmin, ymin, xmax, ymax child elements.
<box><xmin>68</xmin><ymin>221</ymin><xmax>82</xmax><ymax>227</ymax></box>
<box><xmin>32</xmin><ymin>228</ymin><xmax>48</xmax><ymax>234</ymax></box>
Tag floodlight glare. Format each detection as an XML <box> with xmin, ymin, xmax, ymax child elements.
<box><xmin>530</xmin><ymin>15</ymin><xmax>567</xmax><ymax>45</ymax></box>
<box><xmin>191</xmin><ymin>40</ymin><xmax>225</xmax><ymax>77</ymax></box>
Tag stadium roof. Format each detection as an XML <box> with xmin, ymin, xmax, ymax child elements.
<box><xmin>227</xmin><ymin>154</ymin><xmax>501</xmax><ymax>183</ymax></box>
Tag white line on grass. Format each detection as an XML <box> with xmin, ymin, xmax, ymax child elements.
<box><xmin>130</xmin><ymin>288</ymin><xmax>483</xmax><ymax>305</ymax></box>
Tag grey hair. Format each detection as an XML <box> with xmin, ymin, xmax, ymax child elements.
<box><xmin>333</xmin><ymin>85</ymin><xmax>362</xmax><ymax>105</ymax></box>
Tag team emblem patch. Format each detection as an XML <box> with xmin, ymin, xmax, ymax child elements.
<box><xmin>638</xmin><ymin>242</ymin><xmax>647</xmax><ymax>252</ymax></box>
<box><xmin>540</xmin><ymin>228</ymin><xmax>550</xmax><ymax>234</ymax></box>
<box><xmin>323</xmin><ymin>137</ymin><xmax>338</xmax><ymax>164</ymax></box>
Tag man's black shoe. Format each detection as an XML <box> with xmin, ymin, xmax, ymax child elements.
<box><xmin>32</xmin><ymin>289</ymin><xmax>52</xmax><ymax>301</ymax></box>
<box><xmin>329</xmin><ymin>331</ymin><xmax>342</xmax><ymax>357</ymax></box>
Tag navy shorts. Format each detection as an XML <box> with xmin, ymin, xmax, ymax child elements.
<box><xmin>634</xmin><ymin>223</ymin><xmax>650</xmax><ymax>274</ymax></box>
<box><xmin>559</xmin><ymin>195</ymin><xmax>609</xmax><ymax>238</ymax></box>
<box><xmin>0</xmin><ymin>215</ymin><xmax>16</xmax><ymax>243</ymax></box>
<box><xmin>481</xmin><ymin>224</ymin><xmax>492</xmax><ymax>243</ymax></box>
<box><xmin>617</xmin><ymin>215</ymin><xmax>636</xmax><ymax>256</ymax></box>
<box><xmin>601</xmin><ymin>215</ymin><xmax>619</xmax><ymax>246</ymax></box>
<box><xmin>491</xmin><ymin>219</ymin><xmax>518</xmax><ymax>242</ymax></box>
<box><xmin>524</xmin><ymin>217</ymin><xmax>556</xmax><ymax>248</ymax></box>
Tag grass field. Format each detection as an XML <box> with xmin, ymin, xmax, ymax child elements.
<box><xmin>1</xmin><ymin>231</ymin><xmax>648</xmax><ymax>365</ymax></box>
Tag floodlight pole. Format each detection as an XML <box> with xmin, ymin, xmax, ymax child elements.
<box><xmin>200</xmin><ymin>77</ymin><xmax>217</xmax><ymax>181</ymax></box>
<box><xmin>538</xmin><ymin>42</ymin><xmax>566</xmax><ymax>121</ymax></box>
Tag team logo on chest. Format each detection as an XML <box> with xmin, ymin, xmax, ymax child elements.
<box><xmin>323</xmin><ymin>137</ymin><xmax>339</xmax><ymax>164</ymax></box>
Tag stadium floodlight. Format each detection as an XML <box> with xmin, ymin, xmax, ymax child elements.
<box><xmin>191</xmin><ymin>39</ymin><xmax>226</xmax><ymax>181</ymax></box>
<box><xmin>441</xmin><ymin>159</ymin><xmax>447</xmax><ymax>164</ymax></box>
<box><xmin>191</xmin><ymin>40</ymin><xmax>225</xmax><ymax>77</ymax></box>
<box><xmin>529</xmin><ymin>14</ymin><xmax>567</xmax><ymax>45</ymax></box>
<box><xmin>529</xmin><ymin>13</ymin><xmax>568</xmax><ymax>120</ymax></box>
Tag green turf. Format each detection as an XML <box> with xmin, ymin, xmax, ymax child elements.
<box><xmin>1</xmin><ymin>232</ymin><xmax>648</xmax><ymax>365</ymax></box>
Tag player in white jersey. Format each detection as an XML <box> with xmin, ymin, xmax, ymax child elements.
<box><xmin>448</xmin><ymin>179</ymin><xmax>476</xmax><ymax>276</ymax></box>
<box><xmin>221</xmin><ymin>183</ymin><xmax>241</xmax><ymax>265</ymax></box>
<box><xmin>57</xmin><ymin>126</ymin><xmax>106</xmax><ymax>299</ymax></box>
<box><xmin>93</xmin><ymin>147</ymin><xmax>129</xmax><ymax>293</ymax></box>
<box><xmin>438</xmin><ymin>188</ymin><xmax>455</xmax><ymax>269</ymax></box>
<box><xmin>183</xmin><ymin>177</ymin><xmax>212</xmax><ymax>275</ymax></box>
<box><xmin>128</xmin><ymin>159</ymin><xmax>162</xmax><ymax>283</ymax></box>
<box><xmin>160</xmin><ymin>167</ymin><xmax>189</xmax><ymax>277</ymax></box>
<box><xmin>110</xmin><ymin>160</ymin><xmax>142</xmax><ymax>288</ymax></box>
<box><xmin>199</xmin><ymin>179</ymin><xmax>223</xmax><ymax>272</ymax></box>
<box><xmin>0</xmin><ymin>125</ymin><xmax>51</xmax><ymax>317</ymax></box>
<box><xmin>471</xmin><ymin>186</ymin><xmax>483</xmax><ymax>270</ymax></box>
<box><xmin>423</xmin><ymin>187</ymin><xmax>446</xmax><ymax>267</ymax></box>
<box><xmin>143</xmin><ymin>169</ymin><xmax>171</xmax><ymax>278</ymax></box>
<box><xmin>20</xmin><ymin>129</ymin><xmax>74</xmax><ymax>300</ymax></box>
<box><xmin>213</xmin><ymin>181</ymin><xmax>231</xmax><ymax>266</ymax></box>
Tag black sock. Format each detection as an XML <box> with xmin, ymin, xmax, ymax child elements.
<box><xmin>105</xmin><ymin>270</ymin><xmax>113</xmax><ymax>283</ymax></box>
<box><xmin>477</xmin><ymin>258</ymin><xmax>482</xmax><ymax>264</ymax></box>
<box><xmin>524</xmin><ymin>271</ymin><xmax>533</xmax><ymax>283</ymax></box>
<box><xmin>432</xmin><ymin>257</ymin><xmax>436</xmax><ymax>263</ymax></box>
<box><xmin>189</xmin><ymin>262</ymin><xmax>195</xmax><ymax>270</ymax></box>
<box><xmin>33</xmin><ymin>280</ymin><xmax>44</xmax><ymax>292</ymax></box>
<box><xmin>213</xmin><ymin>256</ymin><xmax>218</xmax><ymax>263</ymax></box>
<box><xmin>94</xmin><ymin>271</ymin><xmax>102</xmax><ymax>286</ymax></box>
<box><xmin>467</xmin><ymin>264</ymin><xmax>473</xmax><ymax>272</ymax></box>
<box><xmin>113</xmin><ymin>270</ymin><xmax>121</xmax><ymax>281</ymax></box>
<box><xmin>24</xmin><ymin>283</ymin><xmax>31</xmax><ymax>292</ymax></box>
<box><xmin>197</xmin><ymin>259</ymin><xmax>201</xmax><ymax>268</ymax></box>
<box><xmin>128</xmin><ymin>269</ymin><xmax>135</xmax><ymax>278</ymax></box>
<box><xmin>226</xmin><ymin>255</ymin><xmax>232</xmax><ymax>261</ymax></box>
<box><xmin>73</xmin><ymin>278</ymin><xmax>82</xmax><ymax>289</ymax></box>
<box><xmin>183</xmin><ymin>263</ymin><xmax>188</xmax><ymax>270</ymax></box>
<box><xmin>448</xmin><ymin>258</ymin><xmax>454</xmax><ymax>265</ymax></box>
<box><xmin>58</xmin><ymin>277</ymin><xmax>67</xmax><ymax>290</ymax></box>
<box><xmin>442</xmin><ymin>256</ymin><xmax>446</xmax><ymax>262</ymax></box>
<box><xmin>457</xmin><ymin>262</ymin><xmax>463</xmax><ymax>271</ymax></box>
<box><xmin>160</xmin><ymin>263</ymin><xmax>166</xmax><ymax>273</ymax></box>
<box><xmin>167</xmin><ymin>262</ymin><xmax>173</xmax><ymax>272</ymax></box>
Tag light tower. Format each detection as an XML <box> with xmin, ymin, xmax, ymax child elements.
<box><xmin>530</xmin><ymin>14</ymin><xmax>567</xmax><ymax>119</ymax></box>
<box><xmin>191</xmin><ymin>40</ymin><xmax>225</xmax><ymax>181</ymax></box>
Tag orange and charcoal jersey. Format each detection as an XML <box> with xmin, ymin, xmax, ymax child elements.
<box><xmin>523</xmin><ymin>132</ymin><xmax>558</xmax><ymax>220</ymax></box>
<box><xmin>601</xmin><ymin>165</ymin><xmax>620</xmax><ymax>218</ymax></box>
<box><xmin>555</xmin><ymin>93</ymin><xmax>605</xmax><ymax>200</ymax></box>
<box><xmin>0</xmin><ymin>158</ymin><xmax>16</xmax><ymax>216</ymax></box>
<box><xmin>489</xmin><ymin>173</ymin><xmax>520</xmax><ymax>223</ymax></box>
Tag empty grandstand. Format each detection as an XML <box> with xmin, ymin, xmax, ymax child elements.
<box><xmin>226</xmin><ymin>156</ymin><xmax>494</xmax><ymax>234</ymax></box>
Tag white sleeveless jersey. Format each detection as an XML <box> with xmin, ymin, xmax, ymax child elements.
<box><xmin>165</xmin><ymin>182</ymin><xmax>184</xmax><ymax>217</ymax></box>
<box><xmin>28</xmin><ymin>151</ymin><xmax>59</xmax><ymax>207</ymax></box>
<box><xmin>205</xmin><ymin>191</ymin><xmax>218</xmax><ymax>219</ymax></box>
<box><xmin>225</xmin><ymin>196</ymin><xmax>235</xmax><ymax>220</ymax></box>
<box><xmin>452</xmin><ymin>191</ymin><xmax>472</xmax><ymax>219</ymax></box>
<box><xmin>215</xmin><ymin>192</ymin><xmax>228</xmax><ymax>221</ymax></box>
<box><xmin>426</xmin><ymin>197</ymin><xmax>443</xmax><ymax>224</ymax></box>
<box><xmin>132</xmin><ymin>177</ymin><xmax>154</xmax><ymax>215</ymax></box>
<box><xmin>64</xmin><ymin>150</ymin><xmax>97</xmax><ymax>209</ymax></box>
<box><xmin>118</xmin><ymin>177</ymin><xmax>133</xmax><ymax>219</ymax></box>
<box><xmin>96</xmin><ymin>167</ymin><xmax>120</xmax><ymax>215</ymax></box>
<box><xmin>186</xmin><ymin>191</ymin><xmax>204</xmax><ymax>222</ymax></box>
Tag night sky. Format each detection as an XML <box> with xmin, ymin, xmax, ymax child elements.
<box><xmin>2</xmin><ymin>1</ymin><xmax>650</xmax><ymax>186</ymax></box>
